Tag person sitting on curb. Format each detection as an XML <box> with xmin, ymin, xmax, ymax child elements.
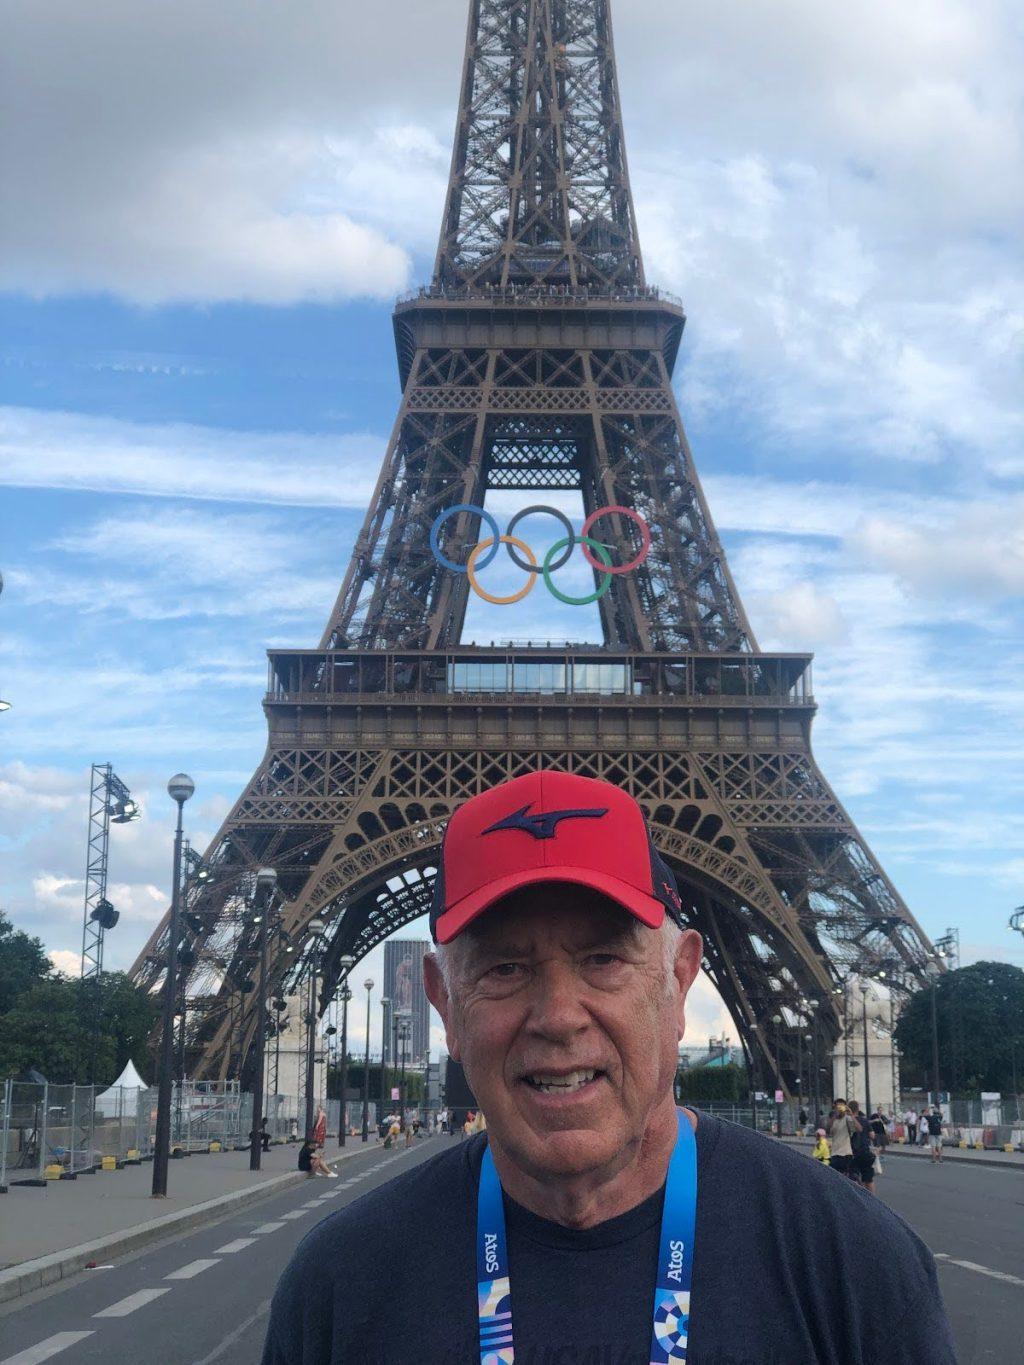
<box><xmin>298</xmin><ymin>1136</ymin><xmax>336</xmax><ymax>1179</ymax></box>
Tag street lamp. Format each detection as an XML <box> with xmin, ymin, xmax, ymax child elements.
<box><xmin>336</xmin><ymin>956</ymin><xmax>355</xmax><ymax>1148</ymax></box>
<box><xmin>304</xmin><ymin>918</ymin><xmax>326</xmax><ymax>1140</ymax></box>
<box><xmin>379</xmin><ymin>997</ymin><xmax>391</xmax><ymax>1140</ymax></box>
<box><xmin>807</xmin><ymin>998</ymin><xmax>821</xmax><ymax>1121</ymax></box>
<box><xmin>925</xmin><ymin>960</ymin><xmax>942</xmax><ymax>1105</ymax></box>
<box><xmin>361</xmin><ymin>978</ymin><xmax>374</xmax><ymax>1143</ymax></box>
<box><xmin>398</xmin><ymin>1011</ymin><xmax>412</xmax><ymax>1129</ymax></box>
<box><xmin>859</xmin><ymin>982</ymin><xmax>872</xmax><ymax>1116</ymax></box>
<box><xmin>248</xmin><ymin>867</ymin><xmax>277</xmax><ymax>1172</ymax></box>
<box><xmin>152</xmin><ymin>773</ymin><xmax>195</xmax><ymax>1198</ymax></box>
<box><xmin>771</xmin><ymin>1013</ymin><xmax>783</xmax><ymax>1137</ymax></box>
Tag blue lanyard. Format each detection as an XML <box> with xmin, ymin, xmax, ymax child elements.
<box><xmin>476</xmin><ymin>1109</ymin><xmax>697</xmax><ymax>1365</ymax></box>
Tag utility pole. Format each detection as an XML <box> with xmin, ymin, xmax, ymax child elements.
<box><xmin>152</xmin><ymin>773</ymin><xmax>194</xmax><ymax>1198</ymax></box>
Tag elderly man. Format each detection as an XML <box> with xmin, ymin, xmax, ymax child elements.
<box><xmin>263</xmin><ymin>772</ymin><xmax>955</xmax><ymax>1364</ymax></box>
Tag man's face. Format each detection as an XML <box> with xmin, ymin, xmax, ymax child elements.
<box><xmin>424</xmin><ymin>887</ymin><xmax>702</xmax><ymax>1183</ymax></box>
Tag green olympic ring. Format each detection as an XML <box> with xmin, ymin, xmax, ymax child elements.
<box><xmin>543</xmin><ymin>536</ymin><xmax>615</xmax><ymax>607</ymax></box>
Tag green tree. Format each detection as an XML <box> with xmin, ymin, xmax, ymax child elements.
<box><xmin>0</xmin><ymin>909</ymin><xmax>51</xmax><ymax>1015</ymax></box>
<box><xmin>0</xmin><ymin>972</ymin><xmax>159</xmax><ymax>1085</ymax></box>
<box><xmin>894</xmin><ymin>961</ymin><xmax>1024</xmax><ymax>1095</ymax></box>
<box><xmin>677</xmin><ymin>1062</ymin><xmax>748</xmax><ymax>1104</ymax></box>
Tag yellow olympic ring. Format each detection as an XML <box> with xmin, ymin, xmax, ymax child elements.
<box><xmin>466</xmin><ymin>535</ymin><xmax>538</xmax><ymax>606</ymax></box>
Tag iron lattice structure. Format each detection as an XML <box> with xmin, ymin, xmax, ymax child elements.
<box><xmin>131</xmin><ymin>0</ymin><xmax>936</xmax><ymax>1092</ymax></box>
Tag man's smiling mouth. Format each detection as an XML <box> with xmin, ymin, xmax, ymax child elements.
<box><xmin>521</xmin><ymin>1069</ymin><xmax>606</xmax><ymax>1095</ymax></box>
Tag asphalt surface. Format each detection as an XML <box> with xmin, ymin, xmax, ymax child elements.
<box><xmin>1</xmin><ymin>1133</ymin><xmax>1021</xmax><ymax>1364</ymax></box>
<box><xmin>0</xmin><ymin>1136</ymin><xmax>441</xmax><ymax>1365</ymax></box>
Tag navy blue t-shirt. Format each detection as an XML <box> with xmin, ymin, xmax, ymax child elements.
<box><xmin>262</xmin><ymin>1113</ymin><xmax>956</xmax><ymax>1365</ymax></box>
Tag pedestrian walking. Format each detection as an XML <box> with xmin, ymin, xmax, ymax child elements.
<box><xmin>798</xmin><ymin>1106</ymin><xmax>808</xmax><ymax>1137</ymax></box>
<box><xmin>926</xmin><ymin>1107</ymin><xmax>944</xmax><ymax>1162</ymax></box>
<box><xmin>263</xmin><ymin>773</ymin><xmax>955</xmax><ymax>1363</ymax></box>
<box><xmin>826</xmin><ymin>1099</ymin><xmax>859</xmax><ymax>1179</ymax></box>
<box><xmin>918</xmin><ymin>1107</ymin><xmax>931</xmax><ymax>1146</ymax></box>
<box><xmin>848</xmin><ymin>1102</ymin><xmax>876</xmax><ymax>1194</ymax></box>
<box><xmin>903</xmin><ymin>1106</ymin><xmax>918</xmax><ymax>1145</ymax></box>
<box><xmin>313</xmin><ymin>1105</ymin><xmax>327</xmax><ymax>1150</ymax></box>
<box><xmin>869</xmin><ymin>1108</ymin><xmax>888</xmax><ymax>1151</ymax></box>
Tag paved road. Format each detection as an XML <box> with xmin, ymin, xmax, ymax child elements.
<box><xmin>1</xmin><ymin>1134</ymin><xmax>1021</xmax><ymax>1364</ymax></box>
<box><xmin>874</xmin><ymin>1148</ymin><xmax>1024</xmax><ymax>1363</ymax></box>
<box><xmin>0</xmin><ymin>1137</ymin><xmax>441</xmax><ymax>1365</ymax></box>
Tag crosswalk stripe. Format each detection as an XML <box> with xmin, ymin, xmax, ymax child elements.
<box><xmin>253</xmin><ymin>1221</ymin><xmax>286</xmax><ymax>1233</ymax></box>
<box><xmin>165</xmin><ymin>1258</ymin><xmax>220</xmax><ymax>1280</ymax></box>
<box><xmin>1</xmin><ymin>1334</ymin><xmax>95</xmax><ymax>1365</ymax></box>
<box><xmin>213</xmin><ymin>1238</ymin><xmax>257</xmax><ymax>1254</ymax></box>
<box><xmin>94</xmin><ymin>1288</ymin><xmax>171</xmax><ymax>1318</ymax></box>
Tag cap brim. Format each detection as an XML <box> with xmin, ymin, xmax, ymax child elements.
<box><xmin>433</xmin><ymin>865</ymin><xmax>666</xmax><ymax>945</ymax></box>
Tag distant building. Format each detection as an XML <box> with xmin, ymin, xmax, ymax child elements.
<box><xmin>678</xmin><ymin>1036</ymin><xmax>743</xmax><ymax>1071</ymax></box>
<box><xmin>384</xmin><ymin>939</ymin><xmax>431</xmax><ymax>1064</ymax></box>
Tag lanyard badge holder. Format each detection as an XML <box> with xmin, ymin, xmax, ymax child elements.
<box><xmin>476</xmin><ymin>1110</ymin><xmax>698</xmax><ymax>1365</ymax></box>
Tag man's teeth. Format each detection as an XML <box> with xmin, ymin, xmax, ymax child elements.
<box><xmin>526</xmin><ymin>1070</ymin><xmax>599</xmax><ymax>1093</ymax></box>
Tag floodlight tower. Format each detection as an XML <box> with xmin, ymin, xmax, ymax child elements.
<box><xmin>80</xmin><ymin>763</ymin><xmax>141</xmax><ymax>982</ymax></box>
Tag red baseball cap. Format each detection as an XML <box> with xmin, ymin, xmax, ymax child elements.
<box><xmin>429</xmin><ymin>770</ymin><xmax>684</xmax><ymax>944</ymax></box>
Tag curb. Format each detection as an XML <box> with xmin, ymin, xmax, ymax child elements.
<box><xmin>779</xmin><ymin>1136</ymin><xmax>1024</xmax><ymax>1173</ymax></box>
<box><xmin>0</xmin><ymin>1141</ymin><xmax>375</xmax><ymax>1306</ymax></box>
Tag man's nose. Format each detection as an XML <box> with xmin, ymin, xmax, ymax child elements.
<box><xmin>524</xmin><ymin>962</ymin><xmax>590</xmax><ymax>1041</ymax></box>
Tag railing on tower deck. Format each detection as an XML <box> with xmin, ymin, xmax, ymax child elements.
<box><xmin>265</xmin><ymin>650</ymin><xmax>814</xmax><ymax>708</ymax></box>
<box><xmin>396</xmin><ymin>282</ymin><xmax>684</xmax><ymax>309</ymax></box>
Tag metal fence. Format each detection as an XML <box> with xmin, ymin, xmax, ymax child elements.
<box><xmin>1</xmin><ymin>1080</ymin><xmax>360</xmax><ymax>1190</ymax></box>
<box><xmin>697</xmin><ymin>1097</ymin><xmax>1024</xmax><ymax>1151</ymax></box>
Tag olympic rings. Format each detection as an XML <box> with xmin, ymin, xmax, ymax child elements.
<box><xmin>543</xmin><ymin>536</ymin><xmax>614</xmax><ymax>607</ymax></box>
<box><xmin>467</xmin><ymin>536</ymin><xmax>538</xmax><ymax>606</ymax></box>
<box><xmin>429</xmin><ymin>502</ymin><xmax>652</xmax><ymax>606</ymax></box>
<box><xmin>581</xmin><ymin>505</ymin><xmax>652</xmax><ymax>576</ymax></box>
<box><xmin>505</xmin><ymin>505</ymin><xmax>575</xmax><ymax>574</ymax></box>
<box><xmin>430</xmin><ymin>504</ymin><xmax>502</xmax><ymax>574</ymax></box>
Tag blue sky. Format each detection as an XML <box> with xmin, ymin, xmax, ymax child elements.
<box><xmin>1</xmin><ymin>0</ymin><xmax>1022</xmax><ymax>1054</ymax></box>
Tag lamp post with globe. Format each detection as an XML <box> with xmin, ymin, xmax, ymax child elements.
<box><xmin>248</xmin><ymin>867</ymin><xmax>277</xmax><ymax>1172</ymax></box>
<box><xmin>152</xmin><ymin>773</ymin><xmax>195</xmax><ymax>1198</ymax></box>
<box><xmin>361</xmin><ymin>978</ymin><xmax>374</xmax><ymax>1142</ymax></box>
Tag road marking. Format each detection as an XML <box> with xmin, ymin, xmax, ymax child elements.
<box><xmin>252</xmin><ymin>1221</ymin><xmax>286</xmax><ymax>1233</ymax></box>
<box><xmin>191</xmin><ymin>1298</ymin><xmax>272</xmax><ymax>1365</ymax></box>
<box><xmin>94</xmin><ymin>1288</ymin><xmax>171</xmax><ymax>1318</ymax></box>
<box><xmin>301</xmin><ymin>1199</ymin><xmax>323</xmax><ymax>1208</ymax></box>
<box><xmin>280</xmin><ymin>1210</ymin><xmax>307</xmax><ymax>1220</ymax></box>
<box><xmin>213</xmin><ymin>1238</ymin><xmax>257</xmax><ymax>1254</ymax></box>
<box><xmin>1</xmin><ymin>1334</ymin><xmax>95</xmax><ymax>1365</ymax></box>
<box><xmin>934</xmin><ymin>1253</ymin><xmax>1024</xmax><ymax>1288</ymax></box>
<box><xmin>165</xmin><ymin>1258</ymin><xmax>220</xmax><ymax>1280</ymax></box>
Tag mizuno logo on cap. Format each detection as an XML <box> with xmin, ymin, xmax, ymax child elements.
<box><xmin>481</xmin><ymin>804</ymin><xmax>609</xmax><ymax>842</ymax></box>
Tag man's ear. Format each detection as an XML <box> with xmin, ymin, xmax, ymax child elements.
<box><xmin>423</xmin><ymin>951</ymin><xmax>462</xmax><ymax>1062</ymax></box>
<box><xmin>672</xmin><ymin>930</ymin><xmax>704</xmax><ymax>1043</ymax></box>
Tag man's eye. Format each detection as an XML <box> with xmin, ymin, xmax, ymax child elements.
<box><xmin>487</xmin><ymin>963</ymin><xmax>524</xmax><ymax>979</ymax></box>
<box><xmin>587</xmin><ymin>954</ymin><xmax>621</xmax><ymax>968</ymax></box>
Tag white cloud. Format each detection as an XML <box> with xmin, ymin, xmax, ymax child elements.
<box><xmin>49</xmin><ymin>949</ymin><xmax>81</xmax><ymax>976</ymax></box>
<box><xmin>0</xmin><ymin>407</ymin><xmax>382</xmax><ymax>508</ymax></box>
<box><xmin>850</xmin><ymin>500</ymin><xmax>1024</xmax><ymax>598</ymax></box>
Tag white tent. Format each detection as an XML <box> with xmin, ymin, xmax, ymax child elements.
<box><xmin>95</xmin><ymin>1059</ymin><xmax>148</xmax><ymax>1118</ymax></box>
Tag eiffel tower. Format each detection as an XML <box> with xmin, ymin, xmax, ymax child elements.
<box><xmin>131</xmin><ymin>0</ymin><xmax>935</xmax><ymax>1095</ymax></box>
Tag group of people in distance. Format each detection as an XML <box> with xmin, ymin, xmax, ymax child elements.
<box><xmin>809</xmin><ymin>1099</ymin><xmax>945</xmax><ymax>1190</ymax></box>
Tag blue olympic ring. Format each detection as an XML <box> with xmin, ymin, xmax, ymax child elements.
<box><xmin>430</xmin><ymin>503</ymin><xmax>652</xmax><ymax>606</ymax></box>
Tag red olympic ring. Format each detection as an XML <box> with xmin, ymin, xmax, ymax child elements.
<box><xmin>580</xmin><ymin>506</ymin><xmax>652</xmax><ymax>576</ymax></box>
